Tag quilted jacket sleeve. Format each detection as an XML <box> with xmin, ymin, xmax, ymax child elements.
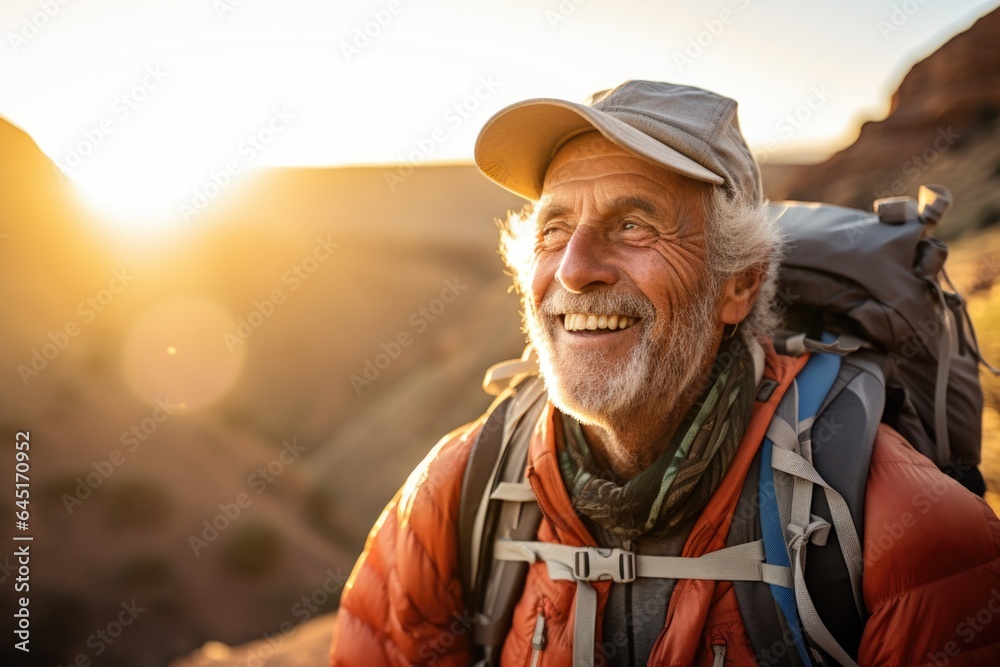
<box><xmin>329</xmin><ymin>421</ymin><xmax>482</xmax><ymax>667</ymax></box>
<box><xmin>859</xmin><ymin>424</ymin><xmax>1000</xmax><ymax>666</ymax></box>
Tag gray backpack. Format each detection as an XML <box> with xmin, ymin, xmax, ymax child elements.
<box><xmin>772</xmin><ymin>184</ymin><xmax>997</xmax><ymax>490</ymax></box>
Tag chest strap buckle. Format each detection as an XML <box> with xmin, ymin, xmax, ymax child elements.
<box><xmin>573</xmin><ymin>547</ymin><xmax>636</xmax><ymax>583</ymax></box>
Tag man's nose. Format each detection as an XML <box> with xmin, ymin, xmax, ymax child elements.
<box><xmin>555</xmin><ymin>226</ymin><xmax>619</xmax><ymax>293</ymax></box>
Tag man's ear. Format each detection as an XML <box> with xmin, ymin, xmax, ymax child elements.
<box><xmin>718</xmin><ymin>264</ymin><xmax>764</xmax><ymax>326</ymax></box>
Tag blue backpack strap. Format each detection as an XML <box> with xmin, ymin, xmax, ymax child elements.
<box><xmin>729</xmin><ymin>449</ymin><xmax>802</xmax><ymax>667</ymax></box>
<box><xmin>802</xmin><ymin>351</ymin><xmax>883</xmax><ymax>657</ymax></box>
<box><xmin>759</xmin><ymin>439</ymin><xmax>811</xmax><ymax>665</ymax></box>
<box><xmin>795</xmin><ymin>349</ymin><xmax>841</xmax><ymax>420</ymax></box>
<box><xmin>759</xmin><ymin>346</ymin><xmax>841</xmax><ymax>666</ymax></box>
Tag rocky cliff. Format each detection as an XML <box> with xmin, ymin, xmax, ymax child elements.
<box><xmin>763</xmin><ymin>8</ymin><xmax>1000</xmax><ymax>239</ymax></box>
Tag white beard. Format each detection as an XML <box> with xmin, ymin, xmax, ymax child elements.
<box><xmin>523</xmin><ymin>281</ymin><xmax>721</xmax><ymax>435</ymax></box>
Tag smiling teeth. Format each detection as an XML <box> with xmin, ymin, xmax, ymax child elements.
<box><xmin>563</xmin><ymin>313</ymin><xmax>637</xmax><ymax>331</ymax></box>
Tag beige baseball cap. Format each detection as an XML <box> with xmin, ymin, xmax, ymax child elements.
<box><xmin>474</xmin><ymin>80</ymin><xmax>761</xmax><ymax>202</ymax></box>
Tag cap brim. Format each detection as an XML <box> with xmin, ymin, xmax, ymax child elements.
<box><xmin>474</xmin><ymin>98</ymin><xmax>724</xmax><ymax>201</ymax></box>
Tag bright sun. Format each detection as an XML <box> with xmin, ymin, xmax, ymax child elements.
<box><xmin>62</xmin><ymin>141</ymin><xmax>252</xmax><ymax>235</ymax></box>
<box><xmin>55</xmin><ymin>110</ymin><xmax>272</xmax><ymax>235</ymax></box>
<box><xmin>60</xmin><ymin>116</ymin><xmax>285</xmax><ymax>236</ymax></box>
<box><xmin>68</xmin><ymin>164</ymin><xmax>195</xmax><ymax>231</ymax></box>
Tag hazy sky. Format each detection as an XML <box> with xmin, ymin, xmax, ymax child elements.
<box><xmin>1</xmin><ymin>0</ymin><xmax>996</xmax><ymax>220</ymax></box>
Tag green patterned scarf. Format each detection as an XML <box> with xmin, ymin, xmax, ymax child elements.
<box><xmin>557</xmin><ymin>336</ymin><xmax>756</xmax><ymax>542</ymax></box>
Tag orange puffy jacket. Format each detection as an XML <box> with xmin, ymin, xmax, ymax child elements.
<box><xmin>330</xmin><ymin>348</ymin><xmax>1000</xmax><ymax>666</ymax></box>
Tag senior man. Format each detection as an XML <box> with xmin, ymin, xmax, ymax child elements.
<box><xmin>330</xmin><ymin>81</ymin><xmax>1000</xmax><ymax>666</ymax></box>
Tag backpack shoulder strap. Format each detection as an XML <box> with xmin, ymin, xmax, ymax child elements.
<box><xmin>733</xmin><ymin>346</ymin><xmax>884</xmax><ymax>667</ymax></box>
<box><xmin>459</xmin><ymin>347</ymin><xmax>543</xmax><ymax>594</ymax></box>
<box><xmin>800</xmin><ymin>351</ymin><xmax>883</xmax><ymax>658</ymax></box>
<box><xmin>457</xmin><ymin>388</ymin><xmax>514</xmax><ymax>603</ymax></box>
<box><xmin>458</xmin><ymin>357</ymin><xmax>547</xmax><ymax>666</ymax></box>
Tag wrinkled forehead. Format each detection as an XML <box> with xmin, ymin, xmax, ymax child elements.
<box><xmin>546</xmin><ymin>131</ymin><xmax>652</xmax><ymax>169</ymax></box>
<box><xmin>541</xmin><ymin>132</ymin><xmax>714</xmax><ymax>206</ymax></box>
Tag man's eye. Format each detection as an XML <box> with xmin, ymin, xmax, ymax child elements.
<box><xmin>622</xmin><ymin>220</ymin><xmax>640</xmax><ymax>231</ymax></box>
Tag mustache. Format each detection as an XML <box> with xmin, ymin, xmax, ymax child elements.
<box><xmin>538</xmin><ymin>287</ymin><xmax>656</xmax><ymax>320</ymax></box>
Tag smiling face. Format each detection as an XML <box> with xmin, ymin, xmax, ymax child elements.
<box><xmin>523</xmin><ymin>133</ymin><xmax>729</xmax><ymax>430</ymax></box>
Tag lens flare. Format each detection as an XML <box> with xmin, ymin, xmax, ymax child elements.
<box><xmin>123</xmin><ymin>298</ymin><xmax>245</xmax><ymax>410</ymax></box>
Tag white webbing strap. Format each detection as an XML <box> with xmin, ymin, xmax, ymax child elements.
<box><xmin>786</xmin><ymin>517</ymin><xmax>860</xmax><ymax>667</ymax></box>
<box><xmin>770</xmin><ymin>447</ymin><xmax>864</xmax><ymax>614</ymax></box>
<box><xmin>770</xmin><ymin>446</ymin><xmax>864</xmax><ymax>667</ymax></box>
<box><xmin>490</xmin><ymin>482</ymin><xmax>537</xmax><ymax>503</ymax></box>
<box><xmin>493</xmin><ymin>539</ymin><xmax>792</xmax><ymax>667</ymax></box>
<box><xmin>636</xmin><ymin>541</ymin><xmax>792</xmax><ymax>586</ymax></box>
<box><xmin>767</xmin><ymin>387</ymin><xmax>800</xmax><ymax>536</ymax></box>
<box><xmin>468</xmin><ymin>379</ymin><xmax>547</xmax><ymax>588</ymax></box>
<box><xmin>573</xmin><ymin>580</ymin><xmax>598</xmax><ymax>667</ymax></box>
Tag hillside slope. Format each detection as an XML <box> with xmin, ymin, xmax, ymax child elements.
<box><xmin>764</xmin><ymin>8</ymin><xmax>1000</xmax><ymax>239</ymax></box>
